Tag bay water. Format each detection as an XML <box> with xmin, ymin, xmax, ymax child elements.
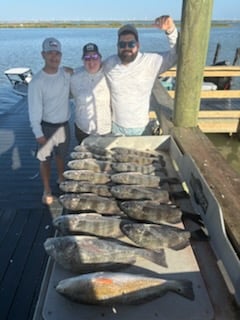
<box><xmin>0</xmin><ymin>24</ymin><xmax>239</xmax><ymax>172</ymax></box>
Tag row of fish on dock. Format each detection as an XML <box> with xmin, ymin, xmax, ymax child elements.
<box><xmin>44</xmin><ymin>141</ymin><xmax>207</xmax><ymax>305</ymax></box>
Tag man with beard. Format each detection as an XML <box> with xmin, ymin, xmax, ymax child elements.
<box><xmin>104</xmin><ymin>15</ymin><xmax>178</xmax><ymax>136</ymax></box>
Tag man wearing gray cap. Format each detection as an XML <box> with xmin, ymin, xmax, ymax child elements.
<box><xmin>28</xmin><ymin>37</ymin><xmax>72</xmax><ymax>205</ymax></box>
<box><xmin>104</xmin><ymin>15</ymin><xmax>178</xmax><ymax>136</ymax></box>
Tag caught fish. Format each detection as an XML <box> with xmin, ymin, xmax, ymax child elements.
<box><xmin>67</xmin><ymin>159</ymin><xmax>112</xmax><ymax>173</ymax></box>
<box><xmin>52</xmin><ymin>213</ymin><xmax>127</xmax><ymax>238</ymax></box>
<box><xmin>56</xmin><ymin>271</ymin><xmax>194</xmax><ymax>305</ymax></box>
<box><xmin>111</xmin><ymin>162</ymin><xmax>165</xmax><ymax>175</ymax></box>
<box><xmin>120</xmin><ymin>201</ymin><xmax>182</xmax><ymax>224</ymax></box>
<box><xmin>63</xmin><ymin>170</ymin><xmax>111</xmax><ymax>184</ymax></box>
<box><xmin>110</xmin><ymin>185</ymin><xmax>169</xmax><ymax>202</ymax></box>
<box><xmin>71</xmin><ymin>151</ymin><xmax>112</xmax><ymax>161</ymax></box>
<box><xmin>111</xmin><ymin>172</ymin><xmax>161</xmax><ymax>187</ymax></box>
<box><xmin>44</xmin><ymin>235</ymin><xmax>167</xmax><ymax>272</ymax></box>
<box><xmin>79</xmin><ymin>143</ymin><xmax>112</xmax><ymax>157</ymax></box>
<box><xmin>70</xmin><ymin>151</ymin><xmax>94</xmax><ymax>159</ymax></box>
<box><xmin>121</xmin><ymin>223</ymin><xmax>193</xmax><ymax>251</ymax></box>
<box><xmin>112</xmin><ymin>153</ymin><xmax>158</xmax><ymax>165</ymax></box>
<box><xmin>111</xmin><ymin>147</ymin><xmax>162</xmax><ymax>159</ymax></box>
<box><xmin>59</xmin><ymin>181</ymin><xmax>112</xmax><ymax>197</ymax></box>
<box><xmin>59</xmin><ymin>193</ymin><xmax>121</xmax><ymax>214</ymax></box>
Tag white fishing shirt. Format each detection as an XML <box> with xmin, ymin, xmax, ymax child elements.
<box><xmin>28</xmin><ymin>67</ymin><xmax>71</xmax><ymax>138</ymax></box>
<box><xmin>70</xmin><ymin>66</ymin><xmax>111</xmax><ymax>135</ymax></box>
<box><xmin>103</xmin><ymin>28</ymin><xmax>178</xmax><ymax>129</ymax></box>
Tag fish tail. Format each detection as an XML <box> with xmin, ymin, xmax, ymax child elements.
<box><xmin>190</xmin><ymin>228</ymin><xmax>209</xmax><ymax>241</ymax></box>
<box><xmin>140</xmin><ymin>248</ymin><xmax>168</xmax><ymax>268</ymax></box>
<box><xmin>170</xmin><ymin>280</ymin><xmax>195</xmax><ymax>300</ymax></box>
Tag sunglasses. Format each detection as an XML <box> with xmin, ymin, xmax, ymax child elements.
<box><xmin>118</xmin><ymin>40</ymin><xmax>137</xmax><ymax>49</ymax></box>
<box><xmin>83</xmin><ymin>53</ymin><xmax>100</xmax><ymax>61</ymax></box>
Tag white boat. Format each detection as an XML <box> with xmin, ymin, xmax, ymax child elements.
<box><xmin>4</xmin><ymin>67</ymin><xmax>32</xmax><ymax>96</ymax></box>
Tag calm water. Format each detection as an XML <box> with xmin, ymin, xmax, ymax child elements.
<box><xmin>0</xmin><ymin>25</ymin><xmax>239</xmax><ymax>173</ymax></box>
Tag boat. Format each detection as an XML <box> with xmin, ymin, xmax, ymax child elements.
<box><xmin>4</xmin><ymin>67</ymin><xmax>32</xmax><ymax>96</ymax></box>
<box><xmin>32</xmin><ymin>135</ymin><xmax>240</xmax><ymax>320</ymax></box>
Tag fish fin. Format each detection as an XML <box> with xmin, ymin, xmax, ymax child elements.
<box><xmin>141</xmin><ymin>248</ymin><xmax>168</xmax><ymax>268</ymax></box>
<box><xmin>160</xmin><ymin>177</ymin><xmax>181</xmax><ymax>185</ymax></box>
<box><xmin>174</xmin><ymin>280</ymin><xmax>195</xmax><ymax>300</ymax></box>
<box><xmin>170</xmin><ymin>190</ymin><xmax>190</xmax><ymax>200</ymax></box>
<box><xmin>170</xmin><ymin>239</ymin><xmax>190</xmax><ymax>251</ymax></box>
<box><xmin>190</xmin><ymin>228</ymin><xmax>209</xmax><ymax>241</ymax></box>
<box><xmin>182</xmin><ymin>211</ymin><xmax>204</xmax><ymax>226</ymax></box>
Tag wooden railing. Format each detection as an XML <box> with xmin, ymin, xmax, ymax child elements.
<box><xmin>160</xmin><ymin>65</ymin><xmax>240</xmax><ymax>99</ymax></box>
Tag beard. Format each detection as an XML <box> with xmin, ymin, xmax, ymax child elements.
<box><xmin>118</xmin><ymin>50</ymin><xmax>138</xmax><ymax>63</ymax></box>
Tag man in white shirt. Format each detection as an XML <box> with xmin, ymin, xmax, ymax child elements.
<box><xmin>28</xmin><ymin>37</ymin><xmax>72</xmax><ymax>205</ymax></box>
<box><xmin>104</xmin><ymin>15</ymin><xmax>178</xmax><ymax>136</ymax></box>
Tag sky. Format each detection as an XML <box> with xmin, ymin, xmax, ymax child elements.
<box><xmin>0</xmin><ymin>0</ymin><xmax>239</xmax><ymax>22</ymax></box>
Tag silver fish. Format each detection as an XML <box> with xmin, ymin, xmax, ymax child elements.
<box><xmin>67</xmin><ymin>159</ymin><xmax>112</xmax><ymax>173</ymax></box>
<box><xmin>70</xmin><ymin>151</ymin><xmax>93</xmax><ymax>159</ymax></box>
<box><xmin>59</xmin><ymin>181</ymin><xmax>112</xmax><ymax>197</ymax></box>
<box><xmin>111</xmin><ymin>172</ymin><xmax>161</xmax><ymax>187</ymax></box>
<box><xmin>121</xmin><ymin>223</ymin><xmax>192</xmax><ymax>251</ymax></box>
<box><xmin>56</xmin><ymin>271</ymin><xmax>194</xmax><ymax>305</ymax></box>
<box><xmin>52</xmin><ymin>213</ymin><xmax>126</xmax><ymax>238</ymax></box>
<box><xmin>111</xmin><ymin>147</ymin><xmax>161</xmax><ymax>158</ymax></box>
<box><xmin>111</xmin><ymin>162</ymin><xmax>164</xmax><ymax>175</ymax></box>
<box><xmin>120</xmin><ymin>201</ymin><xmax>182</xmax><ymax>224</ymax></box>
<box><xmin>112</xmin><ymin>153</ymin><xmax>158</xmax><ymax>165</ymax></box>
<box><xmin>63</xmin><ymin>170</ymin><xmax>111</xmax><ymax>184</ymax></box>
<box><xmin>79</xmin><ymin>143</ymin><xmax>112</xmax><ymax>157</ymax></box>
<box><xmin>44</xmin><ymin>235</ymin><xmax>167</xmax><ymax>272</ymax></box>
<box><xmin>110</xmin><ymin>185</ymin><xmax>169</xmax><ymax>202</ymax></box>
<box><xmin>59</xmin><ymin>193</ymin><xmax>121</xmax><ymax>214</ymax></box>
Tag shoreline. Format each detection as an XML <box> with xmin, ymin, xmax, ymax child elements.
<box><xmin>0</xmin><ymin>21</ymin><xmax>237</xmax><ymax>29</ymax></box>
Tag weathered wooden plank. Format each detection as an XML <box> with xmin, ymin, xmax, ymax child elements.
<box><xmin>171</xmin><ymin>127</ymin><xmax>240</xmax><ymax>256</ymax></box>
<box><xmin>198</xmin><ymin>110</ymin><xmax>240</xmax><ymax>118</ymax></box>
<box><xmin>0</xmin><ymin>208</ymin><xmax>54</xmax><ymax>320</ymax></box>
<box><xmin>7</xmin><ymin>209</ymin><xmax>54</xmax><ymax>320</ymax></box>
<box><xmin>166</xmin><ymin>90</ymin><xmax>240</xmax><ymax>99</ymax></box>
<box><xmin>161</xmin><ymin>66</ymin><xmax>240</xmax><ymax>77</ymax></box>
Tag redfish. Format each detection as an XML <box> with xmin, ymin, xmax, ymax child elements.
<box><xmin>56</xmin><ymin>271</ymin><xmax>194</xmax><ymax>305</ymax></box>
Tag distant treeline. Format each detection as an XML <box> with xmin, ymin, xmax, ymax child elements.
<box><xmin>0</xmin><ymin>20</ymin><xmax>237</xmax><ymax>29</ymax></box>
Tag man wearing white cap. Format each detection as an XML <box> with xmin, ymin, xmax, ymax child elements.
<box><xmin>104</xmin><ymin>15</ymin><xmax>178</xmax><ymax>136</ymax></box>
<box><xmin>28</xmin><ymin>37</ymin><xmax>72</xmax><ymax>205</ymax></box>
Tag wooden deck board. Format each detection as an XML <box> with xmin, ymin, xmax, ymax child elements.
<box><xmin>0</xmin><ymin>96</ymin><xmax>68</xmax><ymax>320</ymax></box>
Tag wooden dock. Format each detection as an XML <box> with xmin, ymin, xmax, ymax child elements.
<box><xmin>159</xmin><ymin>65</ymin><xmax>240</xmax><ymax>134</ymax></box>
<box><xmin>0</xmin><ymin>97</ymin><xmax>74</xmax><ymax>320</ymax></box>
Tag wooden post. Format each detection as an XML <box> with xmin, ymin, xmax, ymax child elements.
<box><xmin>173</xmin><ymin>0</ymin><xmax>214</xmax><ymax>127</ymax></box>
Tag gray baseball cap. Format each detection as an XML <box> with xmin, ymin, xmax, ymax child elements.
<box><xmin>118</xmin><ymin>24</ymin><xmax>138</xmax><ymax>40</ymax></box>
<box><xmin>42</xmin><ymin>37</ymin><xmax>61</xmax><ymax>53</ymax></box>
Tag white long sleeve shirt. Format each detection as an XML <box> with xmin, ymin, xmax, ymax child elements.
<box><xmin>103</xmin><ymin>28</ymin><xmax>178</xmax><ymax>129</ymax></box>
<box><xmin>70</xmin><ymin>67</ymin><xmax>111</xmax><ymax>135</ymax></box>
<box><xmin>28</xmin><ymin>67</ymin><xmax>71</xmax><ymax>138</ymax></box>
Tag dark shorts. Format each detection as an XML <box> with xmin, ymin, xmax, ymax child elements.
<box><xmin>74</xmin><ymin>123</ymin><xmax>89</xmax><ymax>145</ymax></box>
<box><xmin>37</xmin><ymin>121</ymin><xmax>70</xmax><ymax>161</ymax></box>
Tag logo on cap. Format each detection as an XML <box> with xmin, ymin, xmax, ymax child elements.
<box><xmin>42</xmin><ymin>37</ymin><xmax>61</xmax><ymax>53</ymax></box>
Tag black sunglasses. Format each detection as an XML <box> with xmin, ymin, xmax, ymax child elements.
<box><xmin>118</xmin><ymin>40</ymin><xmax>137</xmax><ymax>49</ymax></box>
